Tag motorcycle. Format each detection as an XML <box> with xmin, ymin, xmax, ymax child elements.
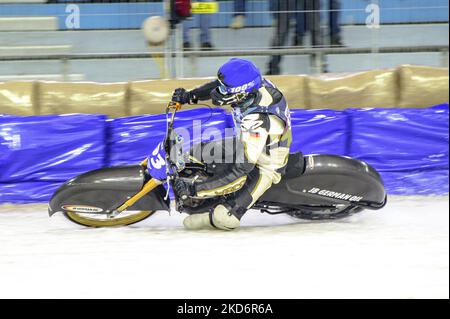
<box><xmin>48</xmin><ymin>102</ymin><xmax>387</xmax><ymax>228</ymax></box>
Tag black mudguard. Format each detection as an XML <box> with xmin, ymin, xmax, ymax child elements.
<box><xmin>48</xmin><ymin>165</ymin><xmax>170</xmax><ymax>216</ymax></box>
<box><xmin>261</xmin><ymin>154</ymin><xmax>387</xmax><ymax>209</ymax></box>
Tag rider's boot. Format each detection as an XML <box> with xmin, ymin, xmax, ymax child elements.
<box><xmin>183</xmin><ymin>205</ymin><xmax>241</xmax><ymax>231</ymax></box>
<box><xmin>183</xmin><ymin>212</ymin><xmax>214</xmax><ymax>230</ymax></box>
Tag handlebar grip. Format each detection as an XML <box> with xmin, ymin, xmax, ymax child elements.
<box><xmin>168</xmin><ymin>101</ymin><xmax>182</xmax><ymax>110</ymax></box>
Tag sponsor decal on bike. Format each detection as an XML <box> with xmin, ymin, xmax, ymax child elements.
<box><xmin>307</xmin><ymin>187</ymin><xmax>363</xmax><ymax>202</ymax></box>
<box><xmin>149</xmin><ymin>142</ymin><xmax>166</xmax><ymax>169</ymax></box>
<box><xmin>146</xmin><ymin>142</ymin><xmax>169</xmax><ymax>181</ymax></box>
<box><xmin>61</xmin><ymin>205</ymin><xmax>104</xmax><ymax>213</ymax></box>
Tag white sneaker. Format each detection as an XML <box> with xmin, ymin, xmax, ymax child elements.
<box><xmin>229</xmin><ymin>15</ymin><xmax>245</xmax><ymax>29</ymax></box>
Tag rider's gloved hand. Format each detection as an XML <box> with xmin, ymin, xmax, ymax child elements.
<box><xmin>172</xmin><ymin>88</ymin><xmax>196</xmax><ymax>105</ymax></box>
<box><xmin>174</xmin><ymin>179</ymin><xmax>196</xmax><ymax>200</ymax></box>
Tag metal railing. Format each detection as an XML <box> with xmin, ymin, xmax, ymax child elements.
<box><xmin>0</xmin><ymin>45</ymin><xmax>448</xmax><ymax>79</ymax></box>
<box><xmin>0</xmin><ymin>1</ymin><xmax>448</xmax><ymax>80</ymax></box>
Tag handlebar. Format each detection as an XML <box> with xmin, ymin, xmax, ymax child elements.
<box><xmin>163</xmin><ymin>101</ymin><xmax>184</xmax><ymax>179</ymax></box>
<box><xmin>165</xmin><ymin>101</ymin><xmax>182</xmax><ymax>140</ymax></box>
<box><xmin>168</xmin><ymin>101</ymin><xmax>182</xmax><ymax>111</ymax></box>
<box><xmin>165</xmin><ymin>101</ymin><xmax>181</xmax><ymax>136</ymax></box>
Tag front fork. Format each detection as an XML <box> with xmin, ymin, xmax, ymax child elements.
<box><xmin>109</xmin><ymin>159</ymin><xmax>163</xmax><ymax>217</ymax></box>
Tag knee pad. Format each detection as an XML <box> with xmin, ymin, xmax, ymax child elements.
<box><xmin>211</xmin><ymin>205</ymin><xmax>241</xmax><ymax>231</ymax></box>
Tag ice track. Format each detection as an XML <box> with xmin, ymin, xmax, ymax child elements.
<box><xmin>0</xmin><ymin>196</ymin><xmax>448</xmax><ymax>299</ymax></box>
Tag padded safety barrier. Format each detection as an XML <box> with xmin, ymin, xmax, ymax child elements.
<box><xmin>0</xmin><ymin>104</ymin><xmax>448</xmax><ymax>203</ymax></box>
<box><xmin>306</xmin><ymin>69</ymin><xmax>399</xmax><ymax>109</ymax></box>
<box><xmin>0</xmin><ymin>181</ymin><xmax>61</xmax><ymax>203</ymax></box>
<box><xmin>290</xmin><ymin>109</ymin><xmax>348</xmax><ymax>155</ymax></box>
<box><xmin>38</xmin><ymin>82</ymin><xmax>128</xmax><ymax>117</ymax></box>
<box><xmin>349</xmin><ymin>104</ymin><xmax>449</xmax><ymax>171</ymax></box>
<box><xmin>1</xmin><ymin>66</ymin><xmax>448</xmax><ymax>116</ymax></box>
<box><xmin>380</xmin><ymin>170</ymin><xmax>449</xmax><ymax>196</ymax></box>
<box><xmin>0</xmin><ymin>81</ymin><xmax>36</xmax><ymax>116</ymax></box>
<box><xmin>128</xmin><ymin>79</ymin><xmax>216</xmax><ymax>115</ymax></box>
<box><xmin>349</xmin><ymin>104</ymin><xmax>449</xmax><ymax>195</ymax></box>
<box><xmin>107</xmin><ymin>108</ymin><xmax>233</xmax><ymax>166</ymax></box>
<box><xmin>397</xmin><ymin>65</ymin><xmax>450</xmax><ymax>108</ymax></box>
<box><xmin>0</xmin><ymin>114</ymin><xmax>107</xmax><ymax>187</ymax></box>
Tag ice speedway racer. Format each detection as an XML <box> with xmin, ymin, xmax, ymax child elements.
<box><xmin>48</xmin><ymin>101</ymin><xmax>387</xmax><ymax>228</ymax></box>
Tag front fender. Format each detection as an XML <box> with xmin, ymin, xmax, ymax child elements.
<box><xmin>48</xmin><ymin>165</ymin><xmax>170</xmax><ymax>216</ymax></box>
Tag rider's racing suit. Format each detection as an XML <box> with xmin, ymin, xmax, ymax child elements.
<box><xmin>183</xmin><ymin>79</ymin><xmax>292</xmax><ymax>230</ymax></box>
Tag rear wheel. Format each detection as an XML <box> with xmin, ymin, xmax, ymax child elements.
<box><xmin>286</xmin><ymin>205</ymin><xmax>364</xmax><ymax>220</ymax></box>
<box><xmin>63</xmin><ymin>210</ymin><xmax>155</xmax><ymax>228</ymax></box>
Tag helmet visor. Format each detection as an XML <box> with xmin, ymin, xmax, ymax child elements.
<box><xmin>217</xmin><ymin>80</ymin><xmax>230</xmax><ymax>95</ymax></box>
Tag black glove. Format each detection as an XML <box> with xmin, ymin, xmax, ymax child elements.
<box><xmin>172</xmin><ymin>88</ymin><xmax>194</xmax><ymax>105</ymax></box>
<box><xmin>174</xmin><ymin>179</ymin><xmax>196</xmax><ymax>200</ymax></box>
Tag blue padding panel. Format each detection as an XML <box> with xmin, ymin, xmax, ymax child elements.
<box><xmin>349</xmin><ymin>104</ymin><xmax>449</xmax><ymax>172</ymax></box>
<box><xmin>381</xmin><ymin>169</ymin><xmax>449</xmax><ymax>195</ymax></box>
<box><xmin>0</xmin><ymin>104</ymin><xmax>448</xmax><ymax>203</ymax></box>
<box><xmin>0</xmin><ymin>182</ymin><xmax>61</xmax><ymax>204</ymax></box>
<box><xmin>108</xmin><ymin>108</ymin><xmax>233</xmax><ymax>166</ymax></box>
<box><xmin>0</xmin><ymin>114</ymin><xmax>107</xmax><ymax>183</ymax></box>
<box><xmin>290</xmin><ymin>109</ymin><xmax>348</xmax><ymax>155</ymax></box>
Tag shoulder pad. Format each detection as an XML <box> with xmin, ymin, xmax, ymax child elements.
<box><xmin>265</xmin><ymin>86</ymin><xmax>283</xmax><ymax>104</ymax></box>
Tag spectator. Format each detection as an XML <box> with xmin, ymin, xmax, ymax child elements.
<box><xmin>182</xmin><ymin>0</ymin><xmax>215</xmax><ymax>51</ymax></box>
<box><xmin>305</xmin><ymin>0</ymin><xmax>322</xmax><ymax>47</ymax></box>
<box><xmin>229</xmin><ymin>0</ymin><xmax>246</xmax><ymax>29</ymax></box>
<box><xmin>329</xmin><ymin>0</ymin><xmax>343</xmax><ymax>46</ymax></box>
<box><xmin>267</xmin><ymin>0</ymin><xmax>322</xmax><ymax>75</ymax></box>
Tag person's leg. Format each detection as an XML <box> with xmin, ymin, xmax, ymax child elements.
<box><xmin>185</xmin><ymin>125</ymin><xmax>290</xmax><ymax>231</ymax></box>
<box><xmin>234</xmin><ymin>0</ymin><xmax>246</xmax><ymax>16</ymax></box>
<box><xmin>230</xmin><ymin>0</ymin><xmax>246</xmax><ymax>29</ymax></box>
<box><xmin>267</xmin><ymin>0</ymin><xmax>290</xmax><ymax>74</ymax></box>
<box><xmin>199</xmin><ymin>0</ymin><xmax>214</xmax><ymax>48</ymax></box>
<box><xmin>329</xmin><ymin>0</ymin><xmax>343</xmax><ymax>45</ymax></box>
<box><xmin>182</xmin><ymin>19</ymin><xmax>192</xmax><ymax>49</ymax></box>
<box><xmin>308</xmin><ymin>0</ymin><xmax>322</xmax><ymax>46</ymax></box>
<box><xmin>183</xmin><ymin>167</ymin><xmax>272</xmax><ymax>230</ymax></box>
<box><xmin>184</xmin><ymin>116</ymin><xmax>290</xmax><ymax>231</ymax></box>
<box><xmin>294</xmin><ymin>0</ymin><xmax>306</xmax><ymax>46</ymax></box>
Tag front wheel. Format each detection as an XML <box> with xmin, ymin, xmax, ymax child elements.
<box><xmin>286</xmin><ymin>205</ymin><xmax>364</xmax><ymax>220</ymax></box>
<box><xmin>63</xmin><ymin>210</ymin><xmax>155</xmax><ymax>228</ymax></box>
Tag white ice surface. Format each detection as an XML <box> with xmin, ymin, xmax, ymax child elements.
<box><xmin>0</xmin><ymin>196</ymin><xmax>448</xmax><ymax>299</ymax></box>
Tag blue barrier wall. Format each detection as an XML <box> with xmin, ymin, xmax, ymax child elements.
<box><xmin>107</xmin><ymin>108</ymin><xmax>233</xmax><ymax>166</ymax></box>
<box><xmin>0</xmin><ymin>104</ymin><xmax>448</xmax><ymax>203</ymax></box>
<box><xmin>348</xmin><ymin>104</ymin><xmax>449</xmax><ymax>195</ymax></box>
<box><xmin>0</xmin><ymin>114</ymin><xmax>107</xmax><ymax>182</ymax></box>
<box><xmin>0</xmin><ymin>114</ymin><xmax>107</xmax><ymax>203</ymax></box>
<box><xmin>290</xmin><ymin>109</ymin><xmax>348</xmax><ymax>156</ymax></box>
<box><xmin>1</xmin><ymin>0</ymin><xmax>448</xmax><ymax>30</ymax></box>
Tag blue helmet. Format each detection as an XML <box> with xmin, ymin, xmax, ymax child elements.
<box><xmin>217</xmin><ymin>58</ymin><xmax>262</xmax><ymax>96</ymax></box>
